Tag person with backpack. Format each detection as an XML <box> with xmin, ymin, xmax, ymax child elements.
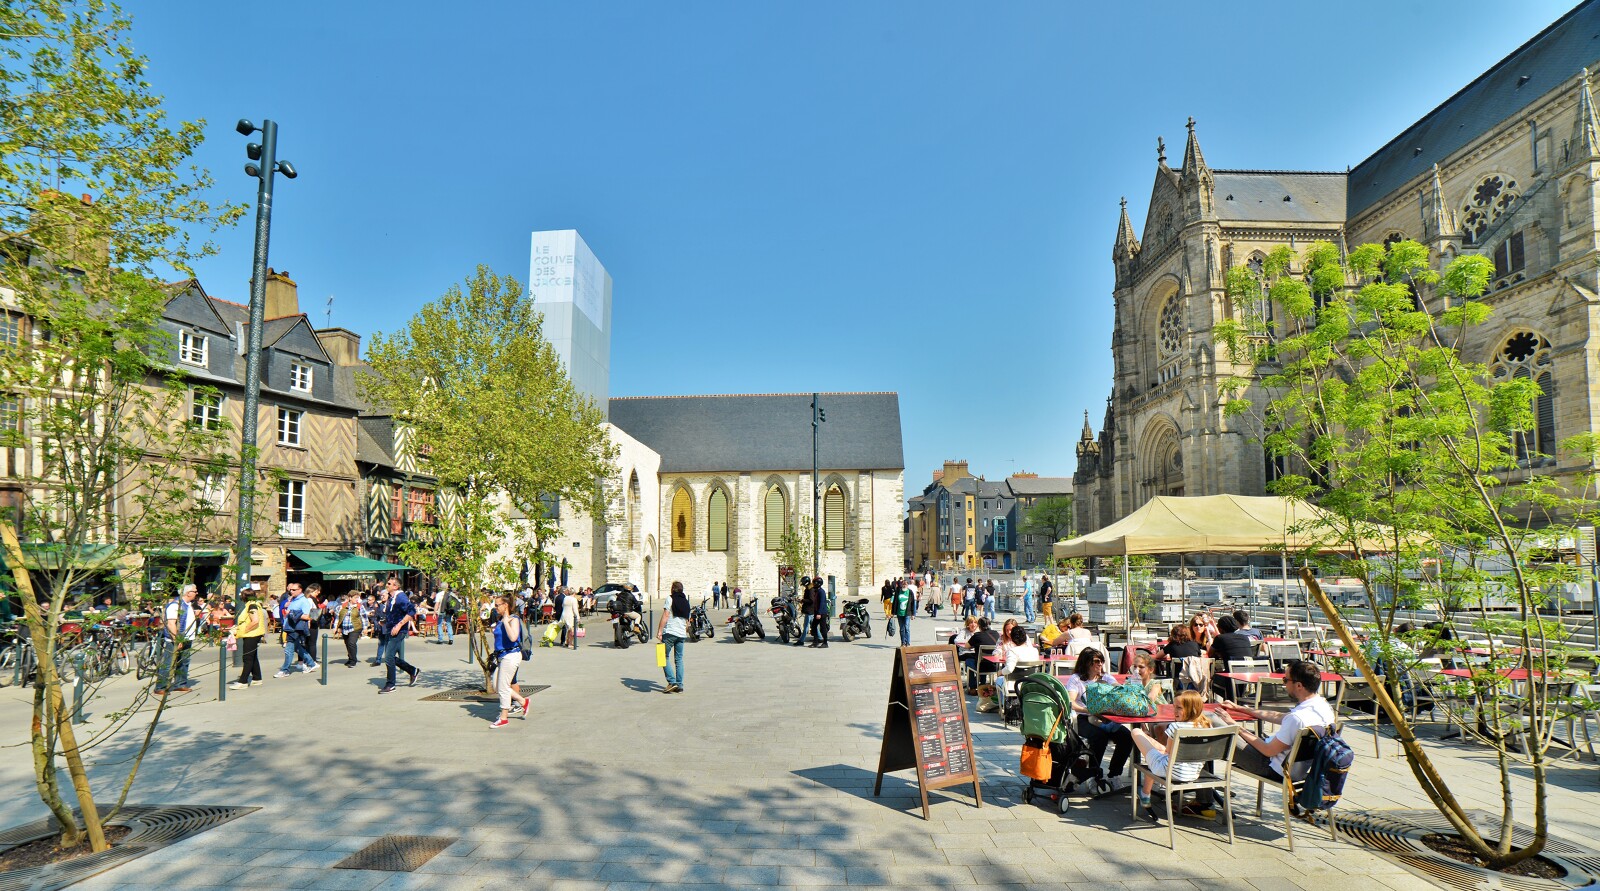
<box><xmin>488</xmin><ymin>594</ymin><xmax>531</xmax><ymax>727</ymax></box>
<box><xmin>657</xmin><ymin>581</ymin><xmax>691</xmax><ymax>693</ymax></box>
<box><xmin>434</xmin><ymin>584</ymin><xmax>456</xmax><ymax>645</ymax></box>
<box><xmin>155</xmin><ymin>583</ymin><xmax>200</xmax><ymax>696</ymax></box>
<box><xmin>1221</xmin><ymin>658</ymin><xmax>1336</xmax><ymax>782</ymax></box>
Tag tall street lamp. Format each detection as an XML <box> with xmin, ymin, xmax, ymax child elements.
<box><xmin>811</xmin><ymin>392</ymin><xmax>825</xmax><ymax>585</ymax></box>
<box><xmin>232</xmin><ymin>119</ymin><xmax>296</xmax><ymax>603</ymax></box>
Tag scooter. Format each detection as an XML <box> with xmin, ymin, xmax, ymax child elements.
<box><xmin>726</xmin><ymin>597</ymin><xmax>766</xmax><ymax>643</ymax></box>
<box><xmin>688</xmin><ymin>596</ymin><xmax>715</xmax><ymax>641</ymax></box>
<box><xmin>838</xmin><ymin>598</ymin><xmax>873</xmax><ymax>642</ymax></box>
<box><xmin>770</xmin><ymin>595</ymin><xmax>801</xmax><ymax>644</ymax></box>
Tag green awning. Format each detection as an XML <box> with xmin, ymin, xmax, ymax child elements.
<box><xmin>289</xmin><ymin>550</ymin><xmax>408</xmax><ymax>580</ymax></box>
<box><xmin>2</xmin><ymin>543</ymin><xmax>118</xmax><ymax>572</ymax></box>
<box><xmin>143</xmin><ymin>546</ymin><xmax>229</xmax><ymax>560</ymax></box>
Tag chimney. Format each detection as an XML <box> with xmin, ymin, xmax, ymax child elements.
<box><xmin>263</xmin><ymin>268</ymin><xmax>299</xmax><ymax>318</ymax></box>
<box><xmin>941</xmin><ymin>460</ymin><xmax>970</xmax><ymax>483</ymax></box>
<box><xmin>315</xmin><ymin>327</ymin><xmax>362</xmax><ymax>366</ymax></box>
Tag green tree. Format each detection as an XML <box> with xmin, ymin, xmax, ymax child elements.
<box><xmin>361</xmin><ymin>265</ymin><xmax>616</xmax><ymax>685</ymax></box>
<box><xmin>0</xmin><ymin>0</ymin><xmax>242</xmax><ymax>852</ymax></box>
<box><xmin>776</xmin><ymin>515</ymin><xmax>814</xmax><ymax>581</ymax></box>
<box><xmin>1218</xmin><ymin>238</ymin><xmax>1587</xmax><ymax>869</ymax></box>
<box><xmin>1020</xmin><ymin>496</ymin><xmax>1075</xmax><ymax>550</ymax></box>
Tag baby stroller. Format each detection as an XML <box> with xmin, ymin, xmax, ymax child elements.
<box><xmin>1017</xmin><ymin>673</ymin><xmax>1097</xmax><ymax>814</ymax></box>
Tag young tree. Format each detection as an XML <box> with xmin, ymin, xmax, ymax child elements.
<box><xmin>1217</xmin><ymin>239</ymin><xmax>1586</xmax><ymax>869</ymax></box>
<box><xmin>0</xmin><ymin>0</ymin><xmax>241</xmax><ymax>851</ymax></box>
<box><xmin>361</xmin><ymin>265</ymin><xmax>615</xmax><ymax>685</ymax></box>
<box><xmin>1020</xmin><ymin>496</ymin><xmax>1075</xmax><ymax>545</ymax></box>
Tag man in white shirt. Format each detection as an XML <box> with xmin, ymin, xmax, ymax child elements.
<box><xmin>1000</xmin><ymin>625</ymin><xmax>1041</xmax><ymax>675</ymax></box>
<box><xmin>155</xmin><ymin>583</ymin><xmax>200</xmax><ymax>695</ymax></box>
<box><xmin>1223</xmin><ymin>659</ymin><xmax>1337</xmax><ymax>780</ymax></box>
<box><xmin>433</xmin><ymin>585</ymin><xmax>454</xmax><ymax>645</ymax></box>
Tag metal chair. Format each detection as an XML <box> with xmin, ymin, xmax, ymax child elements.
<box><xmin>1132</xmin><ymin>724</ymin><xmax>1240</xmax><ymax>848</ymax></box>
<box><xmin>963</xmin><ymin>644</ymin><xmax>995</xmax><ymax>691</ymax></box>
<box><xmin>1264</xmin><ymin>641</ymin><xmax>1304</xmax><ymax>671</ymax></box>
<box><xmin>1335</xmin><ymin>673</ymin><xmax>1387</xmax><ymax>756</ymax></box>
<box><xmin>1227</xmin><ymin>724</ymin><xmax>1343</xmax><ymax>853</ymax></box>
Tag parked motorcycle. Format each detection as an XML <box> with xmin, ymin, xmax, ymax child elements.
<box><xmin>688</xmin><ymin>596</ymin><xmax>715</xmax><ymax>641</ymax></box>
<box><xmin>770</xmin><ymin>595</ymin><xmax>801</xmax><ymax>644</ymax></box>
<box><xmin>726</xmin><ymin>597</ymin><xmax>766</xmax><ymax>643</ymax></box>
<box><xmin>838</xmin><ymin>597</ymin><xmax>872</xmax><ymax>642</ymax></box>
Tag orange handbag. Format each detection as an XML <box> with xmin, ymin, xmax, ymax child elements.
<box><xmin>1020</xmin><ymin>708</ymin><xmax>1065</xmax><ymax>782</ymax></box>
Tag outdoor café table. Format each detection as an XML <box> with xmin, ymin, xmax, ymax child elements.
<box><xmin>1216</xmin><ymin>669</ymin><xmax>1346</xmax><ymax>708</ymax></box>
<box><xmin>1100</xmin><ymin>702</ymin><xmax>1255</xmax><ymax>726</ymax></box>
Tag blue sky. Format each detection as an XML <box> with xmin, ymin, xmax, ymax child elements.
<box><xmin>131</xmin><ymin>0</ymin><xmax>1576</xmax><ymax>494</ymax></box>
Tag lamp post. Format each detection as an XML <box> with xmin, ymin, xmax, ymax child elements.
<box><xmin>232</xmin><ymin>119</ymin><xmax>297</xmax><ymax>604</ymax></box>
<box><xmin>810</xmin><ymin>393</ymin><xmax>825</xmax><ymax>583</ymax></box>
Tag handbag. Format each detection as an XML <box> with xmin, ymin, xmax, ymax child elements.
<box><xmin>1021</xmin><ymin>707</ymin><xmax>1064</xmax><ymax>782</ymax></box>
<box><xmin>1084</xmin><ymin>680</ymin><xmax>1156</xmax><ymax>717</ymax></box>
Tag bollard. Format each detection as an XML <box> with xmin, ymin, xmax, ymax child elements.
<box><xmin>320</xmin><ymin>634</ymin><xmax>328</xmax><ymax>686</ymax></box>
<box><xmin>72</xmin><ymin>668</ymin><xmax>85</xmax><ymax>725</ymax></box>
<box><xmin>218</xmin><ymin>642</ymin><xmax>227</xmax><ymax>702</ymax></box>
<box><xmin>468</xmin><ymin>629</ymin><xmax>476</xmax><ymax>665</ymax></box>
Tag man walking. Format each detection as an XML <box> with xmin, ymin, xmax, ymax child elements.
<box><xmin>893</xmin><ymin>577</ymin><xmax>914</xmax><ymax>647</ymax></box>
<box><xmin>433</xmin><ymin>584</ymin><xmax>455</xmax><ymax>645</ymax></box>
<box><xmin>962</xmin><ymin>578</ymin><xmax>977</xmax><ymax>619</ymax></box>
<box><xmin>335</xmin><ymin>590</ymin><xmax>365</xmax><ymax>667</ymax></box>
<box><xmin>368</xmin><ymin>584</ymin><xmax>391</xmax><ymax>666</ymax></box>
<box><xmin>154</xmin><ymin>583</ymin><xmax>199</xmax><ymax>695</ymax></box>
<box><xmin>809</xmin><ymin>577</ymin><xmax>829</xmax><ymax>648</ymax></box>
<box><xmin>379</xmin><ymin>576</ymin><xmax>419</xmax><ymax>693</ymax></box>
<box><xmin>983</xmin><ymin>579</ymin><xmax>997</xmax><ymax>622</ymax></box>
<box><xmin>274</xmin><ymin>582</ymin><xmax>317</xmax><ymax>677</ymax></box>
<box><xmin>1022</xmin><ymin>573</ymin><xmax>1036</xmax><ymax>622</ymax></box>
<box><xmin>1039</xmin><ymin>574</ymin><xmax>1055</xmax><ymax>625</ymax></box>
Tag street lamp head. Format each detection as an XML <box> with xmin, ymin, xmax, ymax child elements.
<box><xmin>246</xmin><ymin>142</ymin><xmax>262</xmax><ymax>161</ymax></box>
<box><xmin>244</xmin><ymin>163</ymin><xmax>260</xmax><ymax>179</ymax></box>
<box><xmin>275</xmin><ymin>160</ymin><xmax>297</xmax><ymax>179</ymax></box>
<box><xmin>236</xmin><ymin>119</ymin><xmax>257</xmax><ymax>136</ymax></box>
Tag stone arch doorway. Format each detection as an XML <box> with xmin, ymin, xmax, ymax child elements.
<box><xmin>1140</xmin><ymin>422</ymin><xmax>1185</xmax><ymax>501</ymax></box>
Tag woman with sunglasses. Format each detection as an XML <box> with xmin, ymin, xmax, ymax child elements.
<box><xmin>1061</xmin><ymin>647</ymin><xmax>1134</xmax><ymax>793</ymax></box>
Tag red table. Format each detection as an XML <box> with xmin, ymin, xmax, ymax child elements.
<box><xmin>1101</xmin><ymin>703</ymin><xmax>1255</xmax><ymax>726</ymax></box>
<box><xmin>1216</xmin><ymin>670</ymin><xmax>1344</xmax><ymax>684</ymax></box>
<box><xmin>1439</xmin><ymin>667</ymin><xmax>1575</xmax><ymax>681</ymax></box>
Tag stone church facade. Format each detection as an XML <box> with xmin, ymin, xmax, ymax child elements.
<box><xmin>1076</xmin><ymin>0</ymin><xmax>1600</xmax><ymax>532</ymax></box>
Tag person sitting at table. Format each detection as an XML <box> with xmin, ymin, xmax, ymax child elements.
<box><xmin>1130</xmin><ymin>652</ymin><xmax>1170</xmax><ymax>706</ymax></box>
<box><xmin>1189</xmin><ymin>612</ymin><xmax>1218</xmax><ymax>650</ymax></box>
<box><xmin>1208</xmin><ymin>615</ymin><xmax>1255</xmax><ymax>701</ymax></box>
<box><xmin>961</xmin><ymin>618</ymin><xmax>1000</xmax><ymax>692</ymax></box>
<box><xmin>1232</xmin><ymin>610</ymin><xmax>1263</xmax><ymax>642</ymax></box>
<box><xmin>1037</xmin><ymin>615</ymin><xmax>1066</xmax><ymax>647</ymax></box>
<box><xmin>1129</xmin><ymin>690</ymin><xmax>1211</xmax><ymax>816</ymax></box>
<box><xmin>1062</xmin><ymin>647</ymin><xmax>1133</xmax><ymax>793</ymax></box>
<box><xmin>1162</xmin><ymin>624</ymin><xmax>1202</xmax><ymax>661</ymax></box>
<box><xmin>1000</xmin><ymin>625</ymin><xmax>1041</xmax><ymax>676</ymax></box>
<box><xmin>1058</xmin><ymin>613</ymin><xmax>1094</xmax><ymax>658</ymax></box>
<box><xmin>994</xmin><ymin>618</ymin><xmax>1020</xmax><ymax>662</ymax></box>
<box><xmin>950</xmin><ymin>616</ymin><xmax>979</xmax><ymax>647</ymax></box>
<box><xmin>1220</xmin><ymin>659</ymin><xmax>1336</xmax><ymax>784</ymax></box>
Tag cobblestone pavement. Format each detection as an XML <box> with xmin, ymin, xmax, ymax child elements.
<box><xmin>0</xmin><ymin>611</ymin><xmax>1594</xmax><ymax>890</ymax></box>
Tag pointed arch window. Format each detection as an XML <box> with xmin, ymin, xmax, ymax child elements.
<box><xmin>764</xmin><ymin>485</ymin><xmax>787</xmax><ymax>551</ymax></box>
<box><xmin>671</xmin><ymin>487</ymin><xmax>693</xmax><ymax>552</ymax></box>
<box><xmin>707</xmin><ymin>487</ymin><xmax>729</xmax><ymax>552</ymax></box>
<box><xmin>1491</xmin><ymin>331</ymin><xmax>1556</xmax><ymax>466</ymax></box>
<box><xmin>1461</xmin><ymin>175</ymin><xmax>1520</xmax><ymax>245</ymax></box>
<box><xmin>823</xmin><ymin>485</ymin><xmax>845</xmax><ymax>550</ymax></box>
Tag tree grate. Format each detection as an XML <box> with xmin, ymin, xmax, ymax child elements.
<box><xmin>421</xmin><ymin>684</ymin><xmax>549</xmax><ymax>702</ymax></box>
<box><xmin>1309</xmin><ymin>809</ymin><xmax>1598</xmax><ymax>891</ymax></box>
<box><xmin>333</xmin><ymin>835</ymin><xmax>456</xmax><ymax>872</ymax></box>
<box><xmin>0</xmin><ymin>803</ymin><xmax>256</xmax><ymax>891</ymax></box>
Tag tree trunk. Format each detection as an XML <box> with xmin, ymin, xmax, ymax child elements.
<box><xmin>4</xmin><ymin>525</ymin><xmax>108</xmax><ymax>852</ymax></box>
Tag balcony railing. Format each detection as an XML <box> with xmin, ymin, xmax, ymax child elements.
<box><xmin>278</xmin><ymin>521</ymin><xmax>304</xmax><ymax>539</ymax></box>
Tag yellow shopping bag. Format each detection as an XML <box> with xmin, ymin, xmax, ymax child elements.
<box><xmin>655</xmin><ymin>643</ymin><xmax>667</xmax><ymax>667</ymax></box>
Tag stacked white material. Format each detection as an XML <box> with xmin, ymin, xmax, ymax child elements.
<box><xmin>1085</xmin><ymin>582</ymin><xmax>1122</xmax><ymax>604</ymax></box>
<box><xmin>1188</xmin><ymin>584</ymin><xmax>1225</xmax><ymax>605</ymax></box>
<box><xmin>1088</xmin><ymin>603</ymin><xmax>1125</xmax><ymax>624</ymax></box>
<box><xmin>1144</xmin><ymin>601</ymin><xmax>1186</xmax><ymax>623</ymax></box>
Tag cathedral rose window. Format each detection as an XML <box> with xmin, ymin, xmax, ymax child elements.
<box><xmin>1461</xmin><ymin>175</ymin><xmax>1519</xmax><ymax>244</ymax></box>
<box><xmin>1158</xmin><ymin>295</ymin><xmax>1182</xmax><ymax>357</ymax></box>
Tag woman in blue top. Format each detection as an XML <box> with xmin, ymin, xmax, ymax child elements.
<box><xmin>490</xmin><ymin>595</ymin><xmax>530</xmax><ymax>728</ymax></box>
<box><xmin>657</xmin><ymin>581</ymin><xmax>690</xmax><ymax>693</ymax></box>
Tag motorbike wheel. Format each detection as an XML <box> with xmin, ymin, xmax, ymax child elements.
<box><xmin>689</xmin><ymin>630</ymin><xmax>700</xmax><ymax>643</ymax></box>
<box><xmin>778</xmin><ymin>625</ymin><xmax>790</xmax><ymax>644</ymax></box>
<box><xmin>864</xmin><ymin>622</ymin><xmax>872</xmax><ymax>639</ymax></box>
<box><xmin>732</xmin><ymin>625</ymin><xmax>746</xmax><ymax>643</ymax></box>
<box><xmin>634</xmin><ymin>625</ymin><xmax>649</xmax><ymax>644</ymax></box>
<box><xmin>703</xmin><ymin>623</ymin><xmax>714</xmax><ymax>639</ymax></box>
<box><xmin>754</xmin><ymin>623</ymin><xmax>765</xmax><ymax>640</ymax></box>
<box><xmin>842</xmin><ymin>627</ymin><xmax>855</xmax><ymax>642</ymax></box>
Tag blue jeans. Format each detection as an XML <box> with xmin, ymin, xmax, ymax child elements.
<box><xmin>156</xmin><ymin>638</ymin><xmax>191</xmax><ymax>689</ymax></box>
<box><xmin>898</xmin><ymin>613</ymin><xmax>912</xmax><ymax>646</ymax></box>
<box><xmin>662</xmin><ymin>634</ymin><xmax>685</xmax><ymax>688</ymax></box>
<box><xmin>385</xmin><ymin>635</ymin><xmax>416</xmax><ymax>687</ymax></box>
<box><xmin>437</xmin><ymin>616</ymin><xmax>453</xmax><ymax>644</ymax></box>
<box><xmin>984</xmin><ymin>600</ymin><xmax>995</xmax><ymax>621</ymax></box>
<box><xmin>1023</xmin><ymin>592</ymin><xmax>1036</xmax><ymax>622</ymax></box>
<box><xmin>280</xmin><ymin>632</ymin><xmax>315</xmax><ymax>671</ymax></box>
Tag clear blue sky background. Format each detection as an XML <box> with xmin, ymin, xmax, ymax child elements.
<box><xmin>131</xmin><ymin>0</ymin><xmax>1575</xmax><ymax>495</ymax></box>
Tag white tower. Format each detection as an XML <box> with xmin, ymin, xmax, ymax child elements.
<box><xmin>529</xmin><ymin>229</ymin><xmax>612</xmax><ymax>417</ymax></box>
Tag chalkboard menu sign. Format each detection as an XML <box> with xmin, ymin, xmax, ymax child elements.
<box><xmin>873</xmin><ymin>644</ymin><xmax>982</xmax><ymax>820</ymax></box>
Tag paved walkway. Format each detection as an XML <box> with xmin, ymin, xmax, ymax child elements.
<box><xmin>0</xmin><ymin>612</ymin><xmax>1594</xmax><ymax>890</ymax></box>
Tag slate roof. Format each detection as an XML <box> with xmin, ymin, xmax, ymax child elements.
<box><xmin>1005</xmin><ymin>476</ymin><xmax>1074</xmax><ymax>497</ymax></box>
<box><xmin>608</xmin><ymin>392</ymin><xmax>904</xmax><ymax>474</ymax></box>
<box><xmin>1347</xmin><ymin>0</ymin><xmax>1600</xmax><ymax>219</ymax></box>
<box><xmin>357</xmin><ymin>416</ymin><xmax>395</xmax><ymax>467</ymax></box>
<box><xmin>1213</xmin><ymin>171</ymin><xmax>1347</xmax><ymax>224</ymax></box>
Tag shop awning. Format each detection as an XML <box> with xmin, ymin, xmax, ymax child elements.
<box><xmin>143</xmin><ymin>546</ymin><xmax>229</xmax><ymax>560</ymax></box>
<box><xmin>1</xmin><ymin>543</ymin><xmax>119</xmax><ymax>571</ymax></box>
<box><xmin>288</xmin><ymin>550</ymin><xmax>408</xmax><ymax>580</ymax></box>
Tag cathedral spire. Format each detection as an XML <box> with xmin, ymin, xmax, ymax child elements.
<box><xmin>1180</xmin><ymin>116</ymin><xmax>1208</xmax><ymax>178</ymax></box>
<box><xmin>1080</xmin><ymin>410</ymin><xmax>1094</xmax><ymax>441</ymax></box>
<box><xmin>1427</xmin><ymin>163</ymin><xmax>1449</xmax><ymax>238</ymax></box>
<box><xmin>1113</xmin><ymin>197</ymin><xmax>1140</xmax><ymax>258</ymax></box>
<box><xmin>1579</xmin><ymin>68</ymin><xmax>1600</xmax><ymax>159</ymax></box>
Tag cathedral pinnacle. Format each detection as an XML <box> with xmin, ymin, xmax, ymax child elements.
<box><xmin>1080</xmin><ymin>410</ymin><xmax>1094</xmax><ymax>441</ymax></box>
<box><xmin>1181</xmin><ymin>116</ymin><xmax>1208</xmax><ymax>177</ymax></box>
<box><xmin>1157</xmin><ymin>137</ymin><xmax>1166</xmax><ymax>166</ymax></box>
<box><xmin>1579</xmin><ymin>68</ymin><xmax>1600</xmax><ymax>159</ymax></box>
<box><xmin>1427</xmin><ymin>163</ymin><xmax>1449</xmax><ymax>238</ymax></box>
<box><xmin>1113</xmin><ymin>197</ymin><xmax>1140</xmax><ymax>261</ymax></box>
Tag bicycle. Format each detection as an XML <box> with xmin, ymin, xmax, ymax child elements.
<box><xmin>0</xmin><ymin>624</ymin><xmax>36</xmax><ymax>687</ymax></box>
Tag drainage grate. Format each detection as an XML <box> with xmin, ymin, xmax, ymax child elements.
<box><xmin>0</xmin><ymin>803</ymin><xmax>256</xmax><ymax>891</ymax></box>
<box><xmin>1310</xmin><ymin>809</ymin><xmax>1598</xmax><ymax>891</ymax></box>
<box><xmin>421</xmin><ymin>684</ymin><xmax>548</xmax><ymax>702</ymax></box>
<box><xmin>333</xmin><ymin>835</ymin><xmax>456</xmax><ymax>872</ymax></box>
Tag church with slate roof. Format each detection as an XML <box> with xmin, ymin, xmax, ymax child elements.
<box><xmin>1076</xmin><ymin>0</ymin><xmax>1600</xmax><ymax>535</ymax></box>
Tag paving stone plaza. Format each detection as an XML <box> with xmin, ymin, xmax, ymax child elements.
<box><xmin>0</xmin><ymin>610</ymin><xmax>1594</xmax><ymax>891</ymax></box>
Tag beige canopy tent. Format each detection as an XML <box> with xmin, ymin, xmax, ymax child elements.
<box><xmin>1052</xmin><ymin>494</ymin><xmax>1391</xmax><ymax>631</ymax></box>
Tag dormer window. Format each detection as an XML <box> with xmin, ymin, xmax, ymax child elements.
<box><xmin>179</xmin><ymin>331</ymin><xmax>207</xmax><ymax>366</ymax></box>
<box><xmin>289</xmin><ymin>362</ymin><xmax>312</xmax><ymax>392</ymax></box>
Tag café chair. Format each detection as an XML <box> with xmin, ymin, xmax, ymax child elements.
<box><xmin>1227</xmin><ymin>724</ymin><xmax>1342</xmax><ymax>853</ymax></box>
<box><xmin>1132</xmin><ymin>724</ymin><xmax>1240</xmax><ymax>849</ymax></box>
<box><xmin>1335</xmin><ymin>673</ymin><xmax>1386</xmax><ymax>757</ymax></box>
<box><xmin>1264</xmin><ymin>641</ymin><xmax>1304</xmax><ymax>671</ymax></box>
<box><xmin>963</xmin><ymin>644</ymin><xmax>995</xmax><ymax>692</ymax></box>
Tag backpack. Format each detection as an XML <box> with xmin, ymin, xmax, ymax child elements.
<box><xmin>1083</xmin><ymin>680</ymin><xmax>1156</xmax><ymax>717</ymax></box>
<box><xmin>541</xmin><ymin>622</ymin><xmax>562</xmax><ymax>647</ymax></box>
<box><xmin>1296</xmin><ymin>726</ymin><xmax>1355</xmax><ymax>812</ymax></box>
<box><xmin>516</xmin><ymin>618</ymin><xmax>534</xmax><ymax>659</ymax></box>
